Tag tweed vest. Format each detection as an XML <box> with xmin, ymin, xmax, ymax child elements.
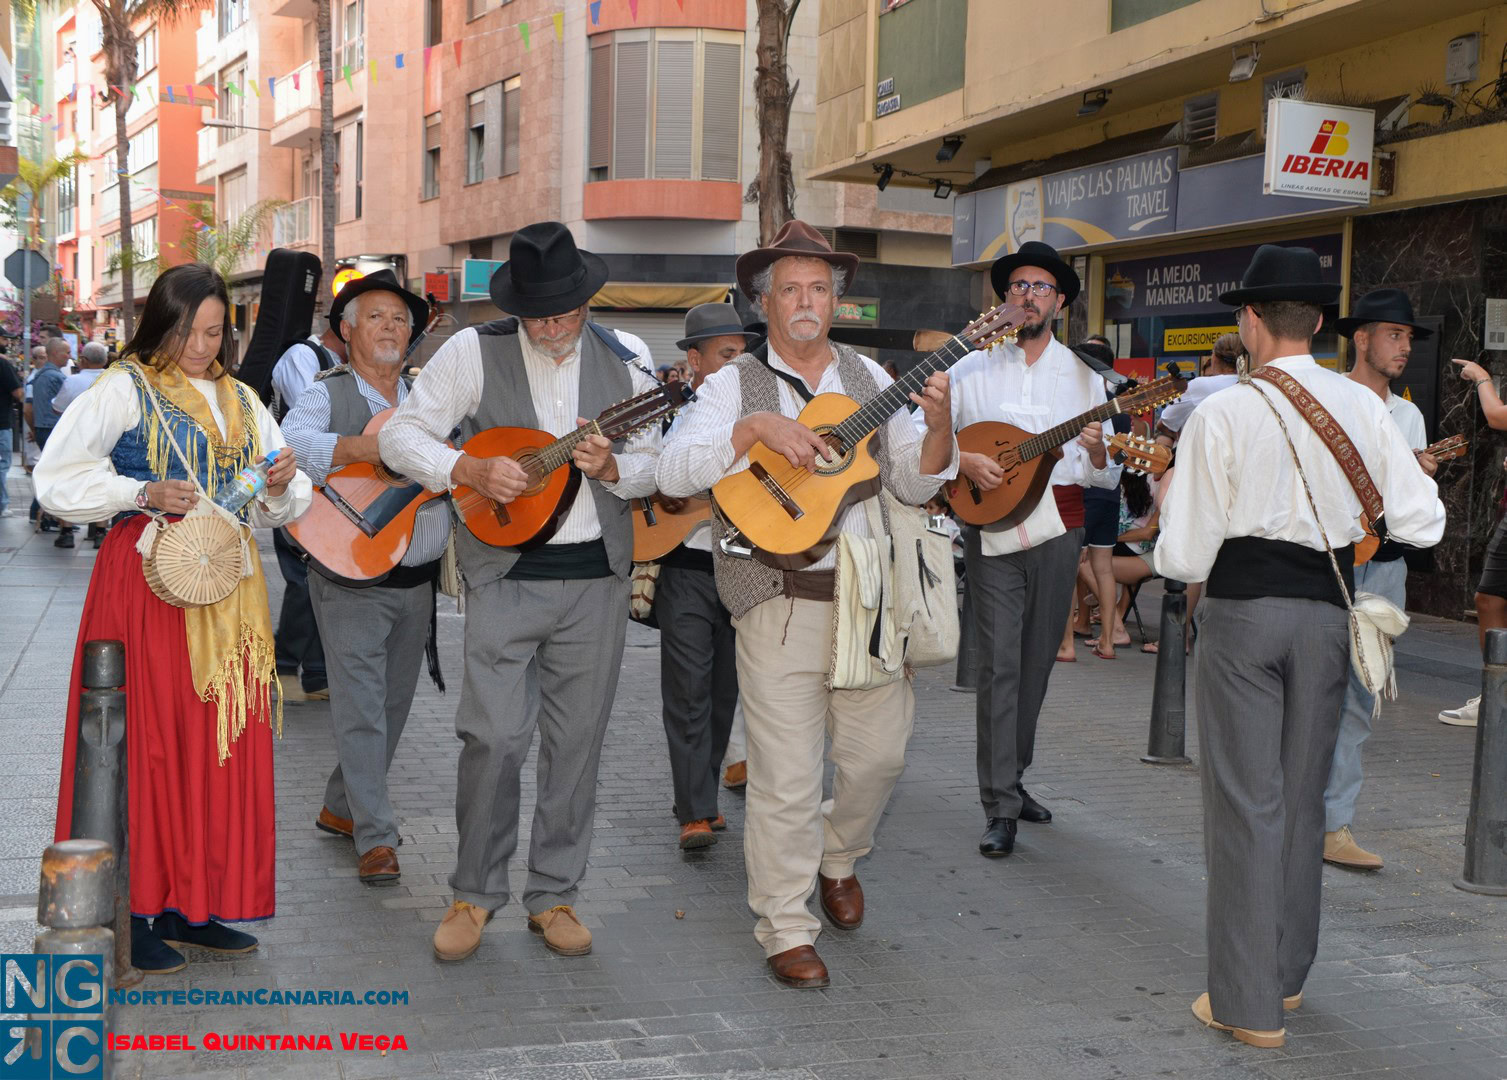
<box><xmin>314</xmin><ymin>364</ymin><xmax>411</xmax><ymax>436</ymax></box>
<box><xmin>711</xmin><ymin>343</ymin><xmax>894</xmax><ymax>618</ymax></box>
<box><xmin>454</xmin><ymin>327</ymin><xmax>635</xmax><ymax>586</ymax></box>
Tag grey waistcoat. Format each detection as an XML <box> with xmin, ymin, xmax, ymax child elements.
<box><xmin>454</xmin><ymin>328</ymin><xmax>635</xmax><ymax>586</ymax></box>
<box><xmin>315</xmin><ymin>365</ymin><xmax>406</xmax><ymax>436</ymax></box>
<box><xmin>710</xmin><ymin>344</ymin><xmax>894</xmax><ymax>618</ymax></box>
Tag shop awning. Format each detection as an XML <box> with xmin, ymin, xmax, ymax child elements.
<box><xmin>590</xmin><ymin>283</ymin><xmax>732</xmax><ymax>310</ymax></box>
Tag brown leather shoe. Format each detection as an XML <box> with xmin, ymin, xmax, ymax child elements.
<box><xmin>819</xmin><ymin>873</ymin><xmax>863</xmax><ymax>929</ymax></box>
<box><xmin>433</xmin><ymin>901</ymin><xmax>491</xmax><ymax>962</ymax></box>
<box><xmin>768</xmin><ymin>944</ymin><xmax>829</xmax><ymax>988</ymax></box>
<box><xmin>315</xmin><ymin>807</ymin><xmax>353</xmax><ymax>839</ymax></box>
<box><xmin>358</xmin><ymin>846</ymin><xmax>399</xmax><ymax>886</ymax></box>
<box><xmin>710</xmin><ymin>814</ymin><xmax>727</xmax><ymax>831</ymax></box>
<box><xmin>679</xmin><ymin>820</ymin><xmax>717</xmax><ymax>850</ymax></box>
<box><xmin>723</xmin><ymin>761</ymin><xmax>747</xmax><ymax>789</ymax></box>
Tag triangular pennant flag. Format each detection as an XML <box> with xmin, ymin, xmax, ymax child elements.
<box><xmin>132</xmin><ymin>83</ymin><xmax>143</xmax><ymax>100</ymax></box>
<box><xmin>519</xmin><ymin>22</ymin><xmax>530</xmax><ymax>50</ymax></box>
<box><xmin>42</xmin><ymin>113</ymin><xmax>52</xmax><ymax>122</ymax></box>
<box><xmin>629</xmin><ymin>0</ymin><xmax>639</xmax><ymax>18</ymax></box>
<box><xmin>228</xmin><ymin>81</ymin><xmax>244</xmax><ymax>96</ymax></box>
<box><xmin>590</xmin><ymin>0</ymin><xmax>601</xmax><ymax>22</ymax></box>
<box><xmin>187</xmin><ymin>84</ymin><xmax>197</xmax><ymax>104</ymax></box>
<box><xmin>395</xmin><ymin>52</ymin><xmax>405</xmax><ymax>69</ymax></box>
<box><xmin>423</xmin><ymin>46</ymin><xmax>433</xmax><ymax>69</ymax></box>
<box><xmin>554</xmin><ymin>12</ymin><xmax>564</xmax><ymax>40</ymax></box>
<box><xmin>165</xmin><ymin>86</ymin><xmax>175</xmax><ymax>103</ymax></box>
<box><xmin>315</xmin><ymin>69</ymin><xmax>325</xmax><ymax>95</ymax></box>
<box><xmin>249</xmin><ymin>77</ymin><xmax>260</xmax><ymax>97</ymax></box>
<box><xmin>369</xmin><ymin>58</ymin><xmax>377</xmax><ymax>83</ymax></box>
<box><xmin>292</xmin><ymin>71</ymin><xmax>301</xmax><ymax>90</ymax></box>
<box><xmin>343</xmin><ymin>64</ymin><xmax>353</xmax><ymax>90</ymax></box>
<box><xmin>453</xmin><ymin>39</ymin><xmax>463</xmax><ymax>66</ymax></box>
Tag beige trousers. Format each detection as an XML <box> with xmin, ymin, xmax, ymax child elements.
<box><xmin>734</xmin><ymin>595</ymin><xmax>915</xmax><ymax>957</ymax></box>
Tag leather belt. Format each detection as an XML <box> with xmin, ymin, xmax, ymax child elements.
<box><xmin>781</xmin><ymin>569</ymin><xmax>836</xmax><ymax>602</ymax></box>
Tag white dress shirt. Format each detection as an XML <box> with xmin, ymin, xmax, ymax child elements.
<box><xmin>939</xmin><ymin>334</ymin><xmax>1121</xmax><ymax>555</ymax></box>
<box><xmin>1383</xmin><ymin>390</ymin><xmax>1427</xmax><ymax>451</ymax></box>
<box><xmin>1155</xmin><ymin>356</ymin><xmax>1445</xmax><ymax>584</ymax></box>
<box><xmin>35</xmin><ymin>367</ymin><xmax>313</xmax><ymax>527</ymax></box>
<box><xmin>656</xmin><ymin>345</ymin><xmax>958</xmax><ymax>572</ymax></box>
<box><xmin>52</xmin><ymin>368</ymin><xmax>106</xmax><ymax>414</ymax></box>
<box><xmin>378</xmin><ymin>326</ymin><xmax>661</xmax><ymax>544</ymax></box>
<box><xmin>279</xmin><ymin>368</ymin><xmax>452</xmax><ymax>565</ymax></box>
<box><xmin>1157</xmin><ymin>373</ymin><xmax>1239</xmax><ymax>434</ymax></box>
<box><xmin>271</xmin><ymin>340</ymin><xmax>330</xmax><ymax>413</ymax></box>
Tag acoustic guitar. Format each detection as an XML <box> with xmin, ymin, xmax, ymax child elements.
<box><xmin>712</xmin><ymin>301</ymin><xmax>1028</xmax><ymax>566</ymax></box>
<box><xmin>454</xmin><ymin>381</ymin><xmax>694</xmax><ymax>548</ymax></box>
<box><xmin>945</xmin><ymin>375</ymin><xmax>1187</xmax><ymax>527</ymax></box>
<box><xmin>633</xmin><ymin>494</ymin><xmax>713</xmax><ymax>562</ymax></box>
<box><xmin>1106</xmin><ymin>432</ymin><xmax>1172</xmax><ymax>477</ymax></box>
<box><xmin>1354</xmin><ymin>433</ymin><xmax>1467</xmax><ymax>565</ymax></box>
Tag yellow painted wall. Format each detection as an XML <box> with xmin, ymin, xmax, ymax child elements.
<box><xmin>881</xmin><ymin>231</ymin><xmax>953</xmax><ymax>268</ymax></box>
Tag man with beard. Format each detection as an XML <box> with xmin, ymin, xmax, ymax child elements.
<box><xmin>657</xmin><ymin>221</ymin><xmax>956</xmax><ymax>988</ymax></box>
<box><xmin>944</xmin><ymin>241</ymin><xmax>1121</xmax><ymax>858</ymax></box>
<box><xmin>280</xmin><ymin>271</ymin><xmax>444</xmax><ymax>887</ymax></box>
<box><xmin>1321</xmin><ymin>289</ymin><xmax>1437</xmax><ymax>871</ymax></box>
<box><xmin>380</xmin><ymin>222</ymin><xmax>660</xmax><ymax>963</ymax></box>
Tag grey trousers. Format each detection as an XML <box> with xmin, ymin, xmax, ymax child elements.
<box><xmin>1196</xmin><ymin>595</ymin><xmax>1350</xmax><ymax>1031</ymax></box>
<box><xmin>1323</xmin><ymin>557</ymin><xmax>1407</xmax><ymax>832</ymax></box>
<box><xmin>657</xmin><ymin>564</ymin><xmax>738</xmax><ymax>824</ymax></box>
<box><xmin>309</xmin><ymin>572</ymin><xmax>431</xmax><ymax>855</ymax></box>
<box><xmin>965</xmin><ymin>527</ymin><xmax>1084</xmax><ymax>819</ymax></box>
<box><xmin>450</xmin><ymin>575</ymin><xmax>627</xmax><ymax>915</ymax></box>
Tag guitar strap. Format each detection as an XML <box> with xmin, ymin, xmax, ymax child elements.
<box><xmin>1251</xmin><ymin>366</ymin><xmax>1387</xmax><ymax>537</ymax></box>
<box><xmin>750</xmin><ymin>341</ymin><xmax>817</xmax><ymax>405</ymax></box>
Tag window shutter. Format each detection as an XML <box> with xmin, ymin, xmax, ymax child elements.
<box><xmin>502</xmin><ymin>76</ymin><xmax>521</xmax><ymax>176</ymax></box>
<box><xmin>653</xmin><ymin>39</ymin><xmax>693</xmax><ymax>179</ymax></box>
<box><xmin>484</xmin><ymin>81</ymin><xmax>504</xmax><ymax>180</ymax></box>
<box><xmin>1182</xmin><ymin>93</ymin><xmax>1218</xmax><ymax>145</ymax></box>
<box><xmin>589</xmin><ymin>40</ymin><xmax>613</xmax><ymax>172</ymax></box>
<box><xmin>700</xmin><ymin>41</ymin><xmax>740</xmax><ymax>181</ymax></box>
<box><xmin>613</xmin><ymin>40</ymin><xmax>649</xmax><ymax>180</ymax></box>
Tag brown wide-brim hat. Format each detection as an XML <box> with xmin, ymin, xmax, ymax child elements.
<box><xmin>735</xmin><ymin>220</ymin><xmax>859</xmax><ymax>303</ymax></box>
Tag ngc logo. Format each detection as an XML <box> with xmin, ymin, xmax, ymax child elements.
<box><xmin>2</xmin><ymin>954</ymin><xmax>105</xmax><ymax>1080</ymax></box>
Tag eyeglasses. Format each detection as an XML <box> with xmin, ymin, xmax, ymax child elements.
<box><xmin>1007</xmin><ymin>280</ymin><xmax>1058</xmax><ymax>297</ymax></box>
<box><xmin>521</xmin><ymin>309</ymin><xmax>586</xmax><ymax>330</ymax></box>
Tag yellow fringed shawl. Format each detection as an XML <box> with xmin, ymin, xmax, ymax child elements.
<box><xmin>125</xmin><ymin>360</ymin><xmax>283</xmax><ymax>763</ymax></box>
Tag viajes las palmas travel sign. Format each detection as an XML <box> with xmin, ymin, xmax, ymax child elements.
<box><xmin>1264</xmin><ymin>98</ymin><xmax>1376</xmax><ymax>204</ymax></box>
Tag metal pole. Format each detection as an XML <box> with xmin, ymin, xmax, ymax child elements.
<box><xmin>70</xmin><ymin>640</ymin><xmax>139</xmax><ymax>986</ymax></box>
<box><xmin>1142</xmin><ymin>579</ymin><xmax>1191</xmax><ymax>765</ymax></box>
<box><xmin>34</xmin><ymin>839</ymin><xmax>115</xmax><ymax>1080</ymax></box>
<box><xmin>952</xmin><ymin>584</ymin><xmax>977</xmax><ymax>693</ymax></box>
<box><xmin>21</xmin><ymin>242</ymin><xmax>31</xmax><ymax>375</ymax></box>
<box><xmin>1457</xmin><ymin>627</ymin><xmax>1507</xmax><ymax>895</ymax></box>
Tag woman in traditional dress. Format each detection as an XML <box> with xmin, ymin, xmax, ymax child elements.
<box><xmin>37</xmin><ymin>264</ymin><xmax>312</xmax><ymax>973</ymax></box>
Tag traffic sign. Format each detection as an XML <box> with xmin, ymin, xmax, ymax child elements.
<box><xmin>4</xmin><ymin>249</ymin><xmax>50</xmax><ymax>291</ymax></box>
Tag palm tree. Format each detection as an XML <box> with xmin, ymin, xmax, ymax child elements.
<box><xmin>1</xmin><ymin>151</ymin><xmax>90</xmax><ymax>252</ymax></box>
<box><xmin>317</xmin><ymin>0</ymin><xmax>335</xmax><ymax>292</ymax></box>
<box><xmin>752</xmin><ymin>0</ymin><xmax>803</xmax><ymax>243</ymax></box>
<box><xmin>169</xmin><ymin>198</ymin><xmax>286</xmax><ymax>288</ymax></box>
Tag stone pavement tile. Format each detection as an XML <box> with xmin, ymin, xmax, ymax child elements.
<box><xmin>579</xmin><ymin>1059</ymin><xmax>677</xmax><ymax>1079</ymax></box>
<box><xmin>523</xmin><ymin>1042</ymin><xmax>617</xmax><ymax>1066</ymax></box>
<box><xmin>482</xmin><ymin>1066</ymin><xmax>591</xmax><ymax>1080</ymax></box>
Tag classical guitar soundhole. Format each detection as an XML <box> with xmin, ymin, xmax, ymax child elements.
<box><xmin>812</xmin><ymin>427</ymin><xmax>852</xmax><ymax>477</ymax></box>
<box><xmin>373</xmin><ymin>463</ymin><xmax>410</xmax><ymax>486</ymax></box>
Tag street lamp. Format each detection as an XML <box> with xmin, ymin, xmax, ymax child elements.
<box><xmin>203</xmin><ymin>118</ymin><xmax>275</xmax><ymax>133</ymax></box>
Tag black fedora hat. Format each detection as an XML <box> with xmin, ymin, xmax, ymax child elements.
<box><xmin>489</xmin><ymin>221</ymin><xmax>610</xmax><ymax>318</ymax></box>
<box><xmin>1335</xmin><ymin>288</ymin><xmax>1433</xmax><ymax>339</ymax></box>
<box><xmin>676</xmin><ymin>302</ymin><xmax>748</xmax><ymax>352</ymax></box>
<box><xmin>990</xmin><ymin>241</ymin><xmax>1080</xmax><ymax>306</ymax></box>
<box><xmin>1218</xmin><ymin>245</ymin><xmax>1342</xmax><ymax>307</ymax></box>
<box><xmin>328</xmin><ymin>269</ymin><xmax>429</xmax><ymax>345</ymax></box>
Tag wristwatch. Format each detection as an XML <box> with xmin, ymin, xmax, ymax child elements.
<box><xmin>135</xmin><ymin>484</ymin><xmax>149</xmax><ymax>510</ymax></box>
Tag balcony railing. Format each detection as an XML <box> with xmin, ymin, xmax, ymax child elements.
<box><xmin>274</xmin><ymin>62</ymin><xmax>315</xmax><ymax>124</ymax></box>
<box><xmin>273</xmin><ymin>196</ymin><xmax>317</xmax><ymax>248</ymax></box>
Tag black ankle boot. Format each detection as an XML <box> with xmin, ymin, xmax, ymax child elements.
<box><xmin>131</xmin><ymin>916</ymin><xmax>187</xmax><ymax>974</ymax></box>
<box><xmin>154</xmin><ymin>911</ymin><xmax>258</xmax><ymax>954</ymax></box>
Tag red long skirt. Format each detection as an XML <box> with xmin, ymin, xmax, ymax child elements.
<box><xmin>53</xmin><ymin>514</ymin><xmax>277</xmax><ymax>924</ymax></box>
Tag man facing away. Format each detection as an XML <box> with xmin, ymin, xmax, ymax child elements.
<box><xmin>380</xmin><ymin>221</ymin><xmax>661</xmax><ymax>963</ymax></box>
<box><xmin>657</xmin><ymin>220</ymin><xmax>956</xmax><ymax>988</ymax></box>
<box><xmin>1322</xmin><ymin>289</ymin><xmax>1438</xmax><ymax>872</ymax></box>
<box><xmin>280</xmin><ymin>270</ymin><xmax>446</xmax><ymax>888</ymax></box>
<box><xmin>28</xmin><ymin>338</ymin><xmax>75</xmax><ymax>547</ymax></box>
<box><xmin>1157</xmin><ymin>245</ymin><xmax>1444</xmax><ymax>1049</ymax></box>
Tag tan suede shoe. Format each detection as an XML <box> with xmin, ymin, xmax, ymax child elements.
<box><xmin>723</xmin><ymin>761</ymin><xmax>747</xmax><ymax>789</ymax></box>
<box><xmin>432</xmin><ymin>901</ymin><xmax>491</xmax><ymax>963</ymax></box>
<box><xmin>1191</xmin><ymin>992</ymin><xmax>1284</xmax><ymax>1048</ymax></box>
<box><xmin>528</xmin><ymin>905</ymin><xmax>592</xmax><ymax>956</ymax></box>
<box><xmin>1323</xmin><ymin>826</ymin><xmax>1383</xmax><ymax>870</ymax></box>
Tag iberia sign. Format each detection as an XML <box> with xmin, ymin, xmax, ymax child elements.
<box><xmin>1263</xmin><ymin>99</ymin><xmax>1375</xmax><ymax>205</ymax></box>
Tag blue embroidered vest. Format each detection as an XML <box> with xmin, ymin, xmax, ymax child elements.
<box><xmin>110</xmin><ymin>365</ymin><xmax>263</xmax><ymax>522</ymax></box>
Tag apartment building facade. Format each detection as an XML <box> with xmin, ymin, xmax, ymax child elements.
<box><xmin>810</xmin><ymin>0</ymin><xmax>1507</xmax><ymax>615</ymax></box>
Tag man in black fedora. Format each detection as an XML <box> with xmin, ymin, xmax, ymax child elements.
<box><xmin>655</xmin><ymin>303</ymin><xmax>747</xmax><ymax>852</ymax></box>
<box><xmin>942</xmin><ymin>240</ymin><xmax>1121</xmax><ymax>858</ymax></box>
<box><xmin>380</xmin><ymin>221</ymin><xmax>662</xmax><ymax>963</ymax></box>
<box><xmin>1157</xmin><ymin>246</ymin><xmax>1445</xmax><ymax>1049</ymax></box>
<box><xmin>280</xmin><ymin>270</ymin><xmax>442</xmax><ymax>888</ymax></box>
<box><xmin>1323</xmin><ymin>289</ymin><xmax>1438</xmax><ymax>871</ymax></box>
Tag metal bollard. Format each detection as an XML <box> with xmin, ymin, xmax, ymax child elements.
<box><xmin>1142</xmin><ymin>580</ymin><xmax>1191</xmax><ymax>765</ymax></box>
<box><xmin>70</xmin><ymin>639</ymin><xmax>140</xmax><ymax>987</ymax></box>
<box><xmin>33</xmin><ymin>839</ymin><xmax>115</xmax><ymax>1080</ymax></box>
<box><xmin>952</xmin><ymin>586</ymin><xmax>977</xmax><ymax>693</ymax></box>
<box><xmin>1456</xmin><ymin>628</ymin><xmax>1507</xmax><ymax>895</ymax></box>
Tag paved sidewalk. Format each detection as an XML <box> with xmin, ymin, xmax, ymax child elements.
<box><xmin>0</xmin><ymin>499</ymin><xmax>1504</xmax><ymax>1080</ymax></box>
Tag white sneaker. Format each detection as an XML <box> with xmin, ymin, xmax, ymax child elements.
<box><xmin>1439</xmin><ymin>696</ymin><xmax>1479</xmax><ymax>727</ymax></box>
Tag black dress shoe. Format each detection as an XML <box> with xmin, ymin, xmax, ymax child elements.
<box><xmin>979</xmin><ymin>817</ymin><xmax>1017</xmax><ymax>857</ymax></box>
<box><xmin>154</xmin><ymin>911</ymin><xmax>258</xmax><ymax>954</ymax></box>
<box><xmin>1019</xmin><ymin>788</ymin><xmax>1052</xmax><ymax>824</ymax></box>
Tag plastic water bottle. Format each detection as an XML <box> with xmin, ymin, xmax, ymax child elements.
<box><xmin>213</xmin><ymin>451</ymin><xmax>281</xmax><ymax>513</ymax></box>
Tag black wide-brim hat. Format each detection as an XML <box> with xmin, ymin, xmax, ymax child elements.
<box><xmin>990</xmin><ymin>241</ymin><xmax>1080</xmax><ymax>306</ymax></box>
<box><xmin>489</xmin><ymin>221</ymin><xmax>610</xmax><ymax>319</ymax></box>
<box><xmin>1335</xmin><ymin>287</ymin><xmax>1433</xmax><ymax>339</ymax></box>
<box><xmin>1218</xmin><ymin>244</ymin><xmax>1342</xmax><ymax>307</ymax></box>
<box><xmin>328</xmin><ymin>269</ymin><xmax>429</xmax><ymax>345</ymax></box>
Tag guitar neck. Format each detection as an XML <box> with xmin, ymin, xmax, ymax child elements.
<box><xmin>1016</xmin><ymin>400</ymin><xmax>1121</xmax><ymax>463</ymax></box>
<box><xmin>830</xmin><ymin>335</ymin><xmax>978</xmax><ymax>447</ymax></box>
<box><xmin>528</xmin><ymin>423</ymin><xmax>602</xmax><ymax>479</ymax></box>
